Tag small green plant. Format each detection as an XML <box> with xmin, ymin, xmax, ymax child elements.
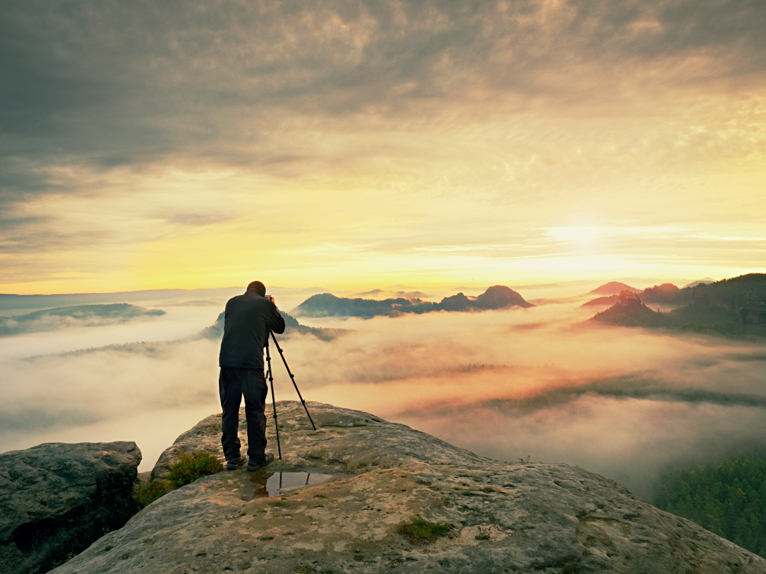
<box><xmin>475</xmin><ymin>526</ymin><xmax>491</xmax><ymax>540</ymax></box>
<box><xmin>168</xmin><ymin>450</ymin><xmax>224</xmax><ymax>488</ymax></box>
<box><xmin>135</xmin><ymin>482</ymin><xmax>170</xmax><ymax>507</ymax></box>
<box><xmin>50</xmin><ymin>551</ymin><xmax>77</xmax><ymax>568</ymax></box>
<box><xmin>397</xmin><ymin>518</ymin><xmax>452</xmax><ymax>544</ymax></box>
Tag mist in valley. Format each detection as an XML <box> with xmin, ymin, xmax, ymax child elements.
<box><xmin>1</xmin><ymin>287</ymin><xmax>765</xmax><ymax>501</ymax></box>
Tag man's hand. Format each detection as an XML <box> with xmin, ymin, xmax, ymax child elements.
<box><xmin>266</xmin><ymin>295</ymin><xmax>275</xmax><ymax>304</ymax></box>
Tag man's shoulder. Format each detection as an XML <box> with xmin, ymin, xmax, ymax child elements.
<box><xmin>226</xmin><ymin>292</ymin><xmax>254</xmax><ymax>305</ymax></box>
<box><xmin>227</xmin><ymin>293</ymin><xmax>271</xmax><ymax>313</ymax></box>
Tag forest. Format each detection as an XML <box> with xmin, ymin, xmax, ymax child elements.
<box><xmin>654</xmin><ymin>457</ymin><xmax>766</xmax><ymax>557</ymax></box>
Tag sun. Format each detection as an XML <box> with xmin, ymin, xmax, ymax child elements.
<box><xmin>547</xmin><ymin>225</ymin><xmax>605</xmax><ymax>250</ymax></box>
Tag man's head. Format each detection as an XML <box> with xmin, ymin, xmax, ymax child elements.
<box><xmin>246</xmin><ymin>281</ymin><xmax>266</xmax><ymax>296</ymax></box>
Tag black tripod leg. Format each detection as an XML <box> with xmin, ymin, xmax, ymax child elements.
<box><xmin>270</xmin><ymin>332</ymin><xmax>317</xmax><ymax>430</ymax></box>
<box><xmin>265</xmin><ymin>340</ymin><xmax>282</xmax><ymax>460</ymax></box>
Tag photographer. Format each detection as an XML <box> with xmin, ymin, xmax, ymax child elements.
<box><xmin>218</xmin><ymin>281</ymin><xmax>285</xmax><ymax>471</ymax></box>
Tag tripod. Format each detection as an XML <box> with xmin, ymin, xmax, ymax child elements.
<box><xmin>264</xmin><ymin>331</ymin><xmax>317</xmax><ymax>459</ymax></box>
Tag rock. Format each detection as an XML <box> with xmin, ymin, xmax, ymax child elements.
<box><xmin>52</xmin><ymin>403</ymin><xmax>765</xmax><ymax>574</ymax></box>
<box><xmin>474</xmin><ymin>285</ymin><xmax>534</xmax><ymax>309</ymax></box>
<box><xmin>0</xmin><ymin>441</ymin><xmax>141</xmax><ymax>574</ymax></box>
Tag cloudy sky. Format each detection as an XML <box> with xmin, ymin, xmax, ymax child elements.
<box><xmin>1</xmin><ymin>0</ymin><xmax>764</xmax><ymax>294</ymax></box>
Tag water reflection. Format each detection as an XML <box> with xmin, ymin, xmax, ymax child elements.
<box><xmin>249</xmin><ymin>471</ymin><xmax>333</xmax><ymax>498</ymax></box>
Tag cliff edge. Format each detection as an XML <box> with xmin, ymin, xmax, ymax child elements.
<box><xmin>51</xmin><ymin>402</ymin><xmax>766</xmax><ymax>574</ymax></box>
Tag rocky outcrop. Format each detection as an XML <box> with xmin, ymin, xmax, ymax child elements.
<box><xmin>0</xmin><ymin>441</ymin><xmax>141</xmax><ymax>574</ymax></box>
<box><xmin>52</xmin><ymin>403</ymin><xmax>766</xmax><ymax>574</ymax></box>
<box><xmin>473</xmin><ymin>285</ymin><xmax>534</xmax><ymax>309</ymax></box>
<box><xmin>590</xmin><ymin>291</ymin><xmax>670</xmax><ymax>328</ymax></box>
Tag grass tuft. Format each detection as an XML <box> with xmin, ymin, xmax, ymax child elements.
<box><xmin>168</xmin><ymin>450</ymin><xmax>223</xmax><ymax>488</ymax></box>
<box><xmin>135</xmin><ymin>482</ymin><xmax>170</xmax><ymax>507</ymax></box>
<box><xmin>397</xmin><ymin>518</ymin><xmax>452</xmax><ymax>544</ymax></box>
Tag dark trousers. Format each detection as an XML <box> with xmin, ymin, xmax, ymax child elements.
<box><xmin>219</xmin><ymin>367</ymin><xmax>268</xmax><ymax>463</ymax></box>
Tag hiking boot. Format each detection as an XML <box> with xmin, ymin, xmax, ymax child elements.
<box><xmin>247</xmin><ymin>452</ymin><xmax>275</xmax><ymax>472</ymax></box>
<box><xmin>226</xmin><ymin>455</ymin><xmax>247</xmax><ymax>471</ymax></box>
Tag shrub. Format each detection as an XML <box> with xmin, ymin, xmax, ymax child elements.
<box><xmin>135</xmin><ymin>482</ymin><xmax>170</xmax><ymax>507</ymax></box>
<box><xmin>168</xmin><ymin>450</ymin><xmax>224</xmax><ymax>488</ymax></box>
<box><xmin>397</xmin><ymin>518</ymin><xmax>452</xmax><ymax>544</ymax></box>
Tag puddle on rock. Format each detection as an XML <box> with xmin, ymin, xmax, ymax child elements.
<box><xmin>247</xmin><ymin>471</ymin><xmax>334</xmax><ymax>498</ymax></box>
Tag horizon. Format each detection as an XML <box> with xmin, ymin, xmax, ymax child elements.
<box><xmin>0</xmin><ymin>275</ymin><xmax>734</xmax><ymax>298</ymax></box>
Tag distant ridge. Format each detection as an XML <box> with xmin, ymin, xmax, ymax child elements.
<box><xmin>683</xmin><ymin>278</ymin><xmax>716</xmax><ymax>288</ymax></box>
<box><xmin>584</xmin><ymin>282</ymin><xmax>683</xmax><ymax>308</ymax></box>
<box><xmin>589</xmin><ymin>273</ymin><xmax>766</xmax><ymax>337</ymax></box>
<box><xmin>581</xmin><ymin>295</ymin><xmax>619</xmax><ymax>308</ymax></box>
<box><xmin>588</xmin><ymin>281</ymin><xmax>640</xmax><ymax>296</ymax></box>
<box><xmin>0</xmin><ymin>288</ymin><xmax>241</xmax><ymax>311</ymax></box>
<box><xmin>294</xmin><ymin>285</ymin><xmax>533</xmax><ymax>319</ymax></box>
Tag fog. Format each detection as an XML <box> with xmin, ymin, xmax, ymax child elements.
<box><xmin>1</xmin><ymin>289</ymin><xmax>765</xmax><ymax>501</ymax></box>
<box><xmin>0</xmin><ymin>305</ymin><xmax>222</xmax><ymax>360</ymax></box>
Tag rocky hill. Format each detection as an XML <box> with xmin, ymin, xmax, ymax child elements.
<box><xmin>589</xmin><ymin>291</ymin><xmax>671</xmax><ymax>327</ymax></box>
<box><xmin>49</xmin><ymin>402</ymin><xmax>766</xmax><ymax>574</ymax></box>
<box><xmin>588</xmin><ymin>282</ymin><xmax>640</xmax><ymax>296</ymax></box>
<box><xmin>589</xmin><ymin>274</ymin><xmax>766</xmax><ymax>337</ymax></box>
<box><xmin>294</xmin><ymin>285</ymin><xmax>533</xmax><ymax>319</ymax></box>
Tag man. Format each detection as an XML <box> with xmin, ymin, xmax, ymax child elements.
<box><xmin>219</xmin><ymin>280</ymin><xmax>285</xmax><ymax>471</ymax></box>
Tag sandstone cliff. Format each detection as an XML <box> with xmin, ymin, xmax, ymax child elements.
<box><xmin>50</xmin><ymin>403</ymin><xmax>766</xmax><ymax>574</ymax></box>
<box><xmin>0</xmin><ymin>441</ymin><xmax>141</xmax><ymax>574</ymax></box>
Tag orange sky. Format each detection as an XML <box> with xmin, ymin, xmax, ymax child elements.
<box><xmin>1</xmin><ymin>1</ymin><xmax>764</xmax><ymax>294</ymax></box>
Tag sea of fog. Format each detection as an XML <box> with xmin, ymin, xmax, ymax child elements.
<box><xmin>2</xmin><ymin>283</ymin><xmax>766</xmax><ymax>501</ymax></box>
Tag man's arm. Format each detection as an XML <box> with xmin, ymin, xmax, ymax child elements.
<box><xmin>266</xmin><ymin>297</ymin><xmax>286</xmax><ymax>334</ymax></box>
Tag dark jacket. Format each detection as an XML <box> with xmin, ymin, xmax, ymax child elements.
<box><xmin>219</xmin><ymin>292</ymin><xmax>286</xmax><ymax>369</ymax></box>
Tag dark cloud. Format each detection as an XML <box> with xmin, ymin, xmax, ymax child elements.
<box><xmin>1</xmin><ymin>0</ymin><xmax>764</xmax><ymax>205</ymax></box>
<box><xmin>0</xmin><ymin>216</ymin><xmax>107</xmax><ymax>254</ymax></box>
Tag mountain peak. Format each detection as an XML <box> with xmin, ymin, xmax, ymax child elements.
<box><xmin>589</xmin><ymin>281</ymin><xmax>640</xmax><ymax>296</ymax></box>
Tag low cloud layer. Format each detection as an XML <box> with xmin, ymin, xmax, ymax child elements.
<box><xmin>0</xmin><ymin>304</ymin><xmax>165</xmax><ymax>337</ymax></box>
<box><xmin>1</xmin><ymin>292</ymin><xmax>765</xmax><ymax>502</ymax></box>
